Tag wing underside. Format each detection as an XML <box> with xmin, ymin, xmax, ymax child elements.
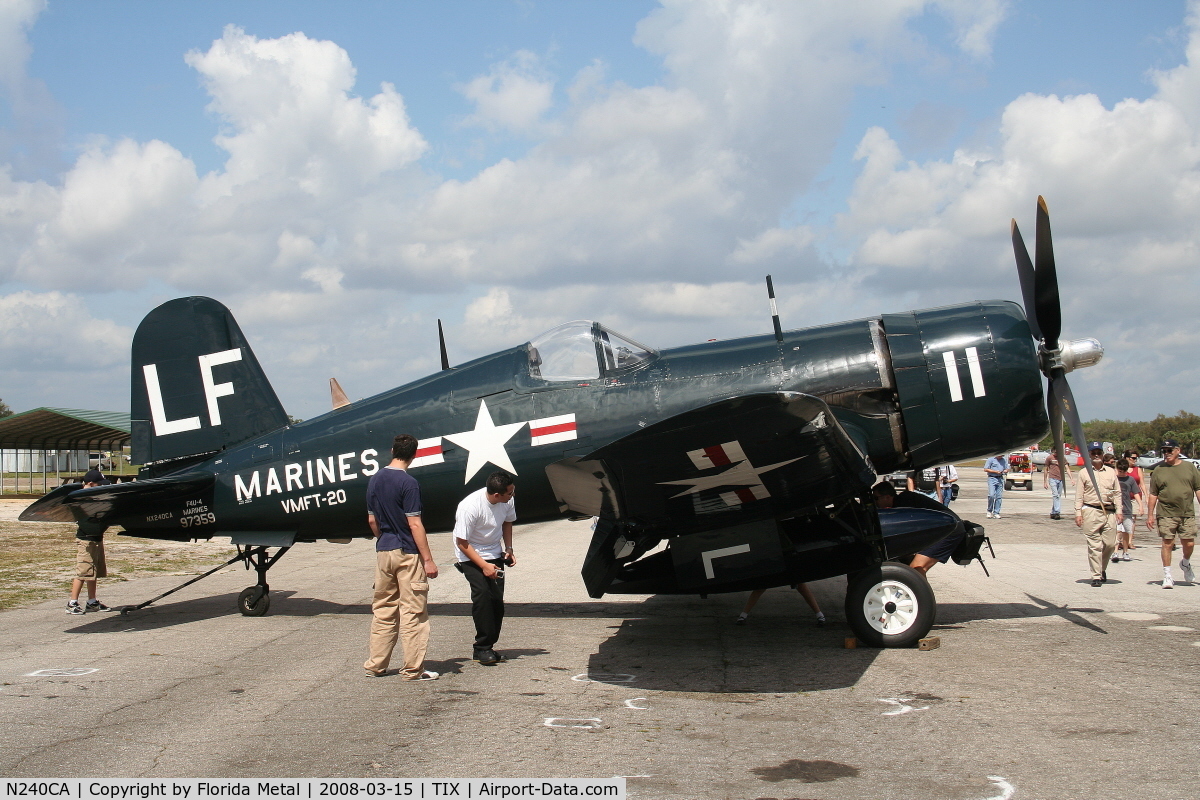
<box><xmin>546</xmin><ymin>392</ymin><xmax>888</xmax><ymax>597</ymax></box>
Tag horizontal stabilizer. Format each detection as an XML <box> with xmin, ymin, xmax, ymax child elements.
<box><xmin>20</xmin><ymin>474</ymin><xmax>214</xmax><ymax>526</ymax></box>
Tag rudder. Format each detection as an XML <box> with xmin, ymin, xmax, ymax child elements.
<box><xmin>132</xmin><ymin>297</ymin><xmax>287</xmax><ymax>469</ymax></box>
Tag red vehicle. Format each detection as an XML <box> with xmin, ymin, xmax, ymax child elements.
<box><xmin>1006</xmin><ymin>451</ymin><xmax>1034</xmax><ymax>490</ymax></box>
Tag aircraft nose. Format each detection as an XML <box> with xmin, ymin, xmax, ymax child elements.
<box><xmin>1057</xmin><ymin>337</ymin><xmax>1104</xmax><ymax>374</ymax></box>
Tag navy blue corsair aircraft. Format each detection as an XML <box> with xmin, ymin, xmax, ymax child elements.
<box><xmin>23</xmin><ymin>198</ymin><xmax>1103</xmax><ymax>647</ymax></box>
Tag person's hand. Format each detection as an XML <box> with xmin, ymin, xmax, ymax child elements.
<box><xmin>505</xmin><ymin>551</ymin><xmax>517</xmax><ymax>567</ymax></box>
<box><xmin>482</xmin><ymin>562</ymin><xmax>498</xmax><ymax>579</ymax></box>
<box><xmin>1075</xmin><ymin>512</ymin><xmax>1083</xmax><ymax>528</ymax></box>
<box><xmin>1146</xmin><ymin>514</ymin><xmax>1156</xmax><ymax>531</ymax></box>
<box><xmin>424</xmin><ymin>562</ymin><xmax>439</xmax><ymax>579</ymax></box>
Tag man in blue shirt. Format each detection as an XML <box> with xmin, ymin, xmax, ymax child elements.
<box><xmin>984</xmin><ymin>454</ymin><xmax>1009</xmax><ymax>519</ymax></box>
<box><xmin>364</xmin><ymin>434</ymin><xmax>440</xmax><ymax>680</ymax></box>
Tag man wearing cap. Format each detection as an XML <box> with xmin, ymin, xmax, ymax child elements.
<box><xmin>1146</xmin><ymin>439</ymin><xmax>1200</xmax><ymax>589</ymax></box>
<box><xmin>1074</xmin><ymin>443</ymin><xmax>1122</xmax><ymax>587</ymax></box>
<box><xmin>66</xmin><ymin>469</ymin><xmax>112</xmax><ymax>614</ymax></box>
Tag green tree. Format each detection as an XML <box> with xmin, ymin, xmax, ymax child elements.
<box><xmin>0</xmin><ymin>398</ymin><xmax>11</xmax><ymax>418</ymax></box>
<box><xmin>1038</xmin><ymin>410</ymin><xmax>1200</xmax><ymax>457</ymax></box>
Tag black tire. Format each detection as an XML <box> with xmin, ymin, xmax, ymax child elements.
<box><xmin>1004</xmin><ymin>479</ymin><xmax>1014</xmax><ymax>491</ymax></box>
<box><xmin>844</xmin><ymin>563</ymin><xmax>936</xmax><ymax>648</ymax></box>
<box><xmin>1025</xmin><ymin>481</ymin><xmax>1033</xmax><ymax>491</ymax></box>
<box><xmin>238</xmin><ymin>586</ymin><xmax>270</xmax><ymax>616</ymax></box>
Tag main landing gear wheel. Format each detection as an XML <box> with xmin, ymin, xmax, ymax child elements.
<box><xmin>845</xmin><ymin>563</ymin><xmax>935</xmax><ymax>648</ymax></box>
<box><xmin>238</xmin><ymin>586</ymin><xmax>270</xmax><ymax>616</ymax></box>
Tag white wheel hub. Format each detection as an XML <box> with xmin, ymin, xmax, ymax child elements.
<box><xmin>862</xmin><ymin>579</ymin><xmax>920</xmax><ymax>635</ymax></box>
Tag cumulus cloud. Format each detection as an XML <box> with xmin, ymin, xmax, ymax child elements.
<box><xmin>0</xmin><ymin>0</ymin><xmax>63</xmax><ymax>179</ymax></box>
<box><xmin>0</xmin><ymin>291</ymin><xmax>130</xmax><ymax>370</ymax></box>
<box><xmin>5</xmin><ymin>0</ymin><xmax>1193</xmax><ymax>422</ymax></box>
<box><xmin>837</xmin><ymin>5</ymin><xmax>1200</xmax><ymax>418</ymax></box>
<box><xmin>458</xmin><ymin>50</ymin><xmax>556</xmax><ymax>135</ymax></box>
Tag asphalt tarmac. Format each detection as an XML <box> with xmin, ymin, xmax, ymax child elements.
<box><xmin>1</xmin><ymin>474</ymin><xmax>1198</xmax><ymax>800</ymax></box>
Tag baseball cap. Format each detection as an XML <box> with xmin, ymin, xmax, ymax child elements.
<box><xmin>1161</xmin><ymin>439</ymin><xmax>1179</xmax><ymax>450</ymax></box>
<box><xmin>1088</xmin><ymin>441</ymin><xmax>1103</xmax><ymax>453</ymax></box>
<box><xmin>82</xmin><ymin>469</ymin><xmax>108</xmax><ymax>484</ymax></box>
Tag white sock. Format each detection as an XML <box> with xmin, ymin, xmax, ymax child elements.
<box><xmin>816</xmin><ymin>612</ymin><xmax>826</xmax><ymax>621</ymax></box>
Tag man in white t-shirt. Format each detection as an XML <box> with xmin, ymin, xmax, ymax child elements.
<box><xmin>453</xmin><ymin>471</ymin><xmax>517</xmax><ymax>665</ymax></box>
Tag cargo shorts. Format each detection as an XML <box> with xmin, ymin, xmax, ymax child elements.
<box><xmin>1156</xmin><ymin>516</ymin><xmax>1196</xmax><ymax>542</ymax></box>
<box><xmin>75</xmin><ymin>540</ymin><xmax>107</xmax><ymax>579</ymax></box>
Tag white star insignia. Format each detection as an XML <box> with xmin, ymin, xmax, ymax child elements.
<box><xmin>444</xmin><ymin>399</ymin><xmax>527</xmax><ymax>483</ymax></box>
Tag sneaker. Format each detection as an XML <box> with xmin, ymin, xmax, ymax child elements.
<box><xmin>403</xmin><ymin>670</ymin><xmax>439</xmax><ymax>682</ymax></box>
<box><xmin>993</xmin><ymin>515</ymin><xmax>1002</xmax><ymax>520</ymax></box>
<box><xmin>1163</xmin><ymin>573</ymin><xmax>1175</xmax><ymax>589</ymax></box>
<box><xmin>66</xmin><ymin>601</ymin><xmax>84</xmax><ymax>615</ymax></box>
<box><xmin>815</xmin><ymin>614</ymin><xmax>827</xmax><ymax>627</ymax></box>
<box><xmin>1124</xmin><ymin>553</ymin><xmax>1133</xmax><ymax>562</ymax></box>
<box><xmin>364</xmin><ymin>669</ymin><xmax>388</xmax><ymax>678</ymax></box>
<box><xmin>473</xmin><ymin>650</ymin><xmax>499</xmax><ymax>665</ymax></box>
<box><xmin>1181</xmin><ymin>560</ymin><xmax>1195</xmax><ymax>583</ymax></box>
<box><xmin>735</xmin><ymin>614</ymin><xmax>748</xmax><ymax>626</ymax></box>
<box><xmin>986</xmin><ymin>512</ymin><xmax>994</xmax><ymax>519</ymax></box>
<box><xmin>85</xmin><ymin>600</ymin><xmax>110</xmax><ymax>612</ymax></box>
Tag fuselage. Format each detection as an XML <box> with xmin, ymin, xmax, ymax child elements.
<box><xmin>112</xmin><ymin>299</ymin><xmax>1046</xmax><ymax>544</ymax></box>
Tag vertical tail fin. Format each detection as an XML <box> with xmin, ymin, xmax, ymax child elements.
<box><xmin>131</xmin><ymin>297</ymin><xmax>287</xmax><ymax>467</ymax></box>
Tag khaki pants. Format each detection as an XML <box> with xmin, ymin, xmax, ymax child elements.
<box><xmin>1081</xmin><ymin>507</ymin><xmax>1117</xmax><ymax>581</ymax></box>
<box><xmin>364</xmin><ymin>550</ymin><xmax>430</xmax><ymax>679</ymax></box>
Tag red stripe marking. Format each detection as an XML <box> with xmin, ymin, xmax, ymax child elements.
<box><xmin>734</xmin><ymin>488</ymin><xmax>757</xmax><ymax>504</ymax></box>
<box><xmin>531</xmin><ymin>422</ymin><xmax>576</xmax><ymax>437</ymax></box>
<box><xmin>414</xmin><ymin>445</ymin><xmax>442</xmax><ymax>459</ymax></box>
<box><xmin>704</xmin><ymin>445</ymin><xmax>731</xmax><ymax>467</ymax></box>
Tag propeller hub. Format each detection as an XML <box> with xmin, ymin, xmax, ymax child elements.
<box><xmin>1041</xmin><ymin>338</ymin><xmax>1104</xmax><ymax>375</ymax></box>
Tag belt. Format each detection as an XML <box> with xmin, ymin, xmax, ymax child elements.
<box><xmin>1083</xmin><ymin>503</ymin><xmax>1116</xmax><ymax>512</ymax></box>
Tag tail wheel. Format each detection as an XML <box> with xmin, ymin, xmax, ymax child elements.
<box><xmin>238</xmin><ymin>586</ymin><xmax>270</xmax><ymax>616</ymax></box>
<box><xmin>845</xmin><ymin>563</ymin><xmax>936</xmax><ymax>648</ymax></box>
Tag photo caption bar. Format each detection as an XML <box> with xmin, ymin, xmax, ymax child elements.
<box><xmin>1</xmin><ymin>780</ymin><xmax>624</xmax><ymax>800</ymax></box>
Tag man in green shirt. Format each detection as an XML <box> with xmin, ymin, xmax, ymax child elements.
<box><xmin>1147</xmin><ymin>439</ymin><xmax>1200</xmax><ymax>589</ymax></box>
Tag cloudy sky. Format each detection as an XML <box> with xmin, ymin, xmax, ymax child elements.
<box><xmin>1</xmin><ymin>0</ymin><xmax>1197</xmax><ymax>423</ymax></box>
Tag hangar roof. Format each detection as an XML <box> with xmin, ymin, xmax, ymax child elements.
<box><xmin>0</xmin><ymin>407</ymin><xmax>131</xmax><ymax>450</ymax></box>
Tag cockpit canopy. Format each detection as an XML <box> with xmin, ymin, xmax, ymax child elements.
<box><xmin>528</xmin><ymin>321</ymin><xmax>656</xmax><ymax>381</ymax></box>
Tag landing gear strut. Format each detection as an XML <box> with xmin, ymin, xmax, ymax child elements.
<box><xmin>234</xmin><ymin>545</ymin><xmax>290</xmax><ymax>616</ymax></box>
<box><xmin>117</xmin><ymin>544</ymin><xmax>291</xmax><ymax>616</ymax></box>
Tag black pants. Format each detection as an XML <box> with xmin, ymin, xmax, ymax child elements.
<box><xmin>457</xmin><ymin>559</ymin><xmax>506</xmax><ymax>651</ymax></box>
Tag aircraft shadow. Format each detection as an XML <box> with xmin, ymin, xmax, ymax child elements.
<box><xmin>580</xmin><ymin>593</ymin><xmax>882</xmax><ymax>694</ymax></box>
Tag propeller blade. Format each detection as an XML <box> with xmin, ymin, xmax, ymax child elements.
<box><xmin>1034</xmin><ymin>196</ymin><xmax>1062</xmax><ymax>350</ymax></box>
<box><xmin>1011</xmin><ymin>219</ymin><xmax>1042</xmax><ymax>341</ymax></box>
<box><xmin>1049</xmin><ymin>371</ymin><xmax>1099</xmax><ymax>496</ymax></box>
<box><xmin>1047</xmin><ymin>388</ymin><xmax>1066</xmax><ymax>473</ymax></box>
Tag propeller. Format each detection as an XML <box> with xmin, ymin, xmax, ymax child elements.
<box><xmin>1011</xmin><ymin>196</ymin><xmax>1101</xmax><ymax>493</ymax></box>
